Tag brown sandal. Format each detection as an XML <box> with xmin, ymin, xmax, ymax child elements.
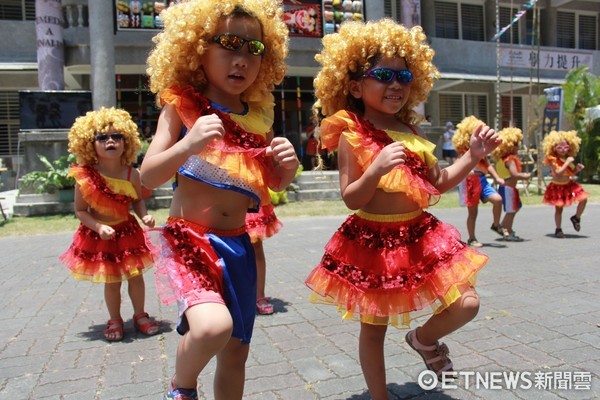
<box><xmin>405</xmin><ymin>328</ymin><xmax>453</xmax><ymax>377</ymax></box>
<box><xmin>104</xmin><ymin>318</ymin><xmax>124</xmax><ymax>342</ymax></box>
<box><xmin>133</xmin><ymin>312</ymin><xmax>159</xmax><ymax>336</ymax></box>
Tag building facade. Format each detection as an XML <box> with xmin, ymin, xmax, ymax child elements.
<box><xmin>0</xmin><ymin>0</ymin><xmax>598</xmax><ymax>187</ymax></box>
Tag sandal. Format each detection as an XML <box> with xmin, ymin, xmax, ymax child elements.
<box><xmin>405</xmin><ymin>329</ymin><xmax>453</xmax><ymax>377</ymax></box>
<box><xmin>256</xmin><ymin>297</ymin><xmax>274</xmax><ymax>315</ymax></box>
<box><xmin>490</xmin><ymin>224</ymin><xmax>509</xmax><ymax>238</ymax></box>
<box><xmin>164</xmin><ymin>380</ymin><xmax>197</xmax><ymax>400</ymax></box>
<box><xmin>555</xmin><ymin>228</ymin><xmax>565</xmax><ymax>238</ymax></box>
<box><xmin>104</xmin><ymin>318</ymin><xmax>124</xmax><ymax>342</ymax></box>
<box><xmin>467</xmin><ymin>238</ymin><xmax>483</xmax><ymax>248</ymax></box>
<box><xmin>570</xmin><ymin>215</ymin><xmax>581</xmax><ymax>232</ymax></box>
<box><xmin>133</xmin><ymin>312</ymin><xmax>160</xmax><ymax>336</ymax></box>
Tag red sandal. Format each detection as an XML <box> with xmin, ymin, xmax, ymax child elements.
<box><xmin>133</xmin><ymin>312</ymin><xmax>160</xmax><ymax>336</ymax></box>
<box><xmin>104</xmin><ymin>318</ymin><xmax>124</xmax><ymax>342</ymax></box>
<box><xmin>256</xmin><ymin>297</ymin><xmax>274</xmax><ymax>315</ymax></box>
<box><xmin>405</xmin><ymin>328</ymin><xmax>454</xmax><ymax>377</ymax></box>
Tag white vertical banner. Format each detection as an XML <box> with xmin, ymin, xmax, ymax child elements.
<box><xmin>36</xmin><ymin>0</ymin><xmax>65</xmax><ymax>90</ymax></box>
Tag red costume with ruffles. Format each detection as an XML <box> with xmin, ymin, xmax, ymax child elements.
<box><xmin>246</xmin><ymin>203</ymin><xmax>282</xmax><ymax>243</ymax></box>
<box><xmin>305</xmin><ymin>110</ymin><xmax>488</xmax><ymax>328</ymax></box>
<box><xmin>542</xmin><ymin>156</ymin><xmax>589</xmax><ymax>207</ymax></box>
<box><xmin>59</xmin><ymin>165</ymin><xmax>154</xmax><ymax>283</ymax></box>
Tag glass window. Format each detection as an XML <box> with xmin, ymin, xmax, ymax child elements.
<box><xmin>435</xmin><ymin>1</ymin><xmax>459</xmax><ymax>39</ymax></box>
<box><xmin>461</xmin><ymin>3</ymin><xmax>484</xmax><ymax>41</ymax></box>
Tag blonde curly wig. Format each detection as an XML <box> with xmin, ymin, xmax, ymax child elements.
<box><xmin>313</xmin><ymin>19</ymin><xmax>439</xmax><ymax>125</ymax></box>
<box><xmin>147</xmin><ymin>0</ymin><xmax>288</xmax><ymax>106</ymax></box>
<box><xmin>68</xmin><ymin>107</ymin><xmax>141</xmax><ymax>166</ymax></box>
<box><xmin>491</xmin><ymin>127</ymin><xmax>523</xmax><ymax>160</ymax></box>
<box><xmin>452</xmin><ymin>115</ymin><xmax>485</xmax><ymax>154</ymax></box>
<box><xmin>542</xmin><ymin>130</ymin><xmax>581</xmax><ymax>158</ymax></box>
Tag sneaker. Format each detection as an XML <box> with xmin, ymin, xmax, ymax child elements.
<box><xmin>164</xmin><ymin>381</ymin><xmax>198</xmax><ymax>400</ymax></box>
<box><xmin>504</xmin><ymin>231</ymin><xmax>524</xmax><ymax>242</ymax></box>
<box><xmin>490</xmin><ymin>224</ymin><xmax>509</xmax><ymax>238</ymax></box>
<box><xmin>570</xmin><ymin>215</ymin><xmax>581</xmax><ymax>232</ymax></box>
<box><xmin>467</xmin><ymin>238</ymin><xmax>483</xmax><ymax>248</ymax></box>
<box><xmin>555</xmin><ymin>228</ymin><xmax>565</xmax><ymax>238</ymax></box>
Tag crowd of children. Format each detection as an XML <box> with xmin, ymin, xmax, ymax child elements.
<box><xmin>57</xmin><ymin>2</ymin><xmax>590</xmax><ymax>399</ymax></box>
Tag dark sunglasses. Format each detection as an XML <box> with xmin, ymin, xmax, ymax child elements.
<box><xmin>213</xmin><ymin>33</ymin><xmax>266</xmax><ymax>56</ymax></box>
<box><xmin>363</xmin><ymin>67</ymin><xmax>413</xmax><ymax>84</ymax></box>
<box><xmin>94</xmin><ymin>133</ymin><xmax>124</xmax><ymax>142</ymax></box>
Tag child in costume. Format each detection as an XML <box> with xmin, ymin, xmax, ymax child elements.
<box><xmin>542</xmin><ymin>130</ymin><xmax>588</xmax><ymax>238</ymax></box>
<box><xmin>142</xmin><ymin>1</ymin><xmax>297</xmax><ymax>399</ymax></box>
<box><xmin>491</xmin><ymin>127</ymin><xmax>530</xmax><ymax>242</ymax></box>
<box><xmin>60</xmin><ymin>107</ymin><xmax>158</xmax><ymax>342</ymax></box>
<box><xmin>304</xmin><ymin>19</ymin><xmax>501</xmax><ymax>399</ymax></box>
<box><xmin>453</xmin><ymin>116</ymin><xmax>509</xmax><ymax>247</ymax></box>
<box><xmin>247</xmin><ymin>202</ymin><xmax>282</xmax><ymax>315</ymax></box>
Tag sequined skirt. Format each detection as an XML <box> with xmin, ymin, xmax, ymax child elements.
<box><xmin>60</xmin><ymin>214</ymin><xmax>154</xmax><ymax>283</ymax></box>
<box><xmin>543</xmin><ymin>180</ymin><xmax>588</xmax><ymax>207</ymax></box>
<box><xmin>305</xmin><ymin>210</ymin><xmax>488</xmax><ymax>328</ymax></box>
<box><xmin>245</xmin><ymin>203</ymin><xmax>282</xmax><ymax>243</ymax></box>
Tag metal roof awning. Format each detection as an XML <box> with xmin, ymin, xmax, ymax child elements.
<box><xmin>440</xmin><ymin>72</ymin><xmax>565</xmax><ymax>85</ymax></box>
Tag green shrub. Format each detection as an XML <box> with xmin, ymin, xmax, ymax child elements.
<box><xmin>20</xmin><ymin>154</ymin><xmax>76</xmax><ymax>194</ymax></box>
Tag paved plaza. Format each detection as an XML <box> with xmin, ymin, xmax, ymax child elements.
<box><xmin>0</xmin><ymin>204</ymin><xmax>598</xmax><ymax>399</ymax></box>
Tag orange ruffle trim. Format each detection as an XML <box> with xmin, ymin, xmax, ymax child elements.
<box><xmin>162</xmin><ymin>86</ymin><xmax>275</xmax><ymax>207</ymax></box>
<box><xmin>69</xmin><ymin>165</ymin><xmax>133</xmax><ymax>220</ymax></box>
<box><xmin>245</xmin><ymin>203</ymin><xmax>282</xmax><ymax>243</ymax></box>
<box><xmin>320</xmin><ymin>110</ymin><xmax>440</xmax><ymax>208</ymax></box>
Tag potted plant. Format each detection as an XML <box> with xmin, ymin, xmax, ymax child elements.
<box><xmin>20</xmin><ymin>154</ymin><xmax>76</xmax><ymax>202</ymax></box>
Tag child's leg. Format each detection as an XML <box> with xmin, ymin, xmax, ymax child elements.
<box><xmin>487</xmin><ymin>193</ymin><xmax>504</xmax><ymax>228</ymax></box>
<box><xmin>104</xmin><ymin>281</ymin><xmax>123</xmax><ymax>320</ymax></box>
<box><xmin>214</xmin><ymin>338</ymin><xmax>250</xmax><ymax>400</ymax></box>
<box><xmin>359</xmin><ymin>323</ymin><xmax>388</xmax><ymax>400</ymax></box>
<box><xmin>575</xmin><ymin>198</ymin><xmax>587</xmax><ymax>219</ymax></box>
<box><xmin>128</xmin><ymin>274</ymin><xmax>159</xmax><ymax>335</ymax></box>
<box><xmin>416</xmin><ymin>287</ymin><xmax>480</xmax><ymax>370</ymax></box>
<box><xmin>554</xmin><ymin>206</ymin><xmax>563</xmax><ymax>229</ymax></box>
<box><xmin>128</xmin><ymin>274</ymin><xmax>146</xmax><ymax>316</ymax></box>
<box><xmin>466</xmin><ymin>205</ymin><xmax>478</xmax><ymax>241</ymax></box>
<box><xmin>254</xmin><ymin>240</ymin><xmax>274</xmax><ymax>314</ymax></box>
<box><xmin>174</xmin><ymin>303</ymin><xmax>233</xmax><ymax>390</ymax></box>
<box><xmin>501</xmin><ymin>211</ymin><xmax>516</xmax><ymax>232</ymax></box>
<box><xmin>104</xmin><ymin>281</ymin><xmax>124</xmax><ymax>341</ymax></box>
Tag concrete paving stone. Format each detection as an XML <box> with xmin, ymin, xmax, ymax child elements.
<box><xmin>39</xmin><ymin>365</ymin><xmax>101</xmax><ymax>386</ymax></box>
<box><xmin>0</xmin><ymin>205</ymin><xmax>599</xmax><ymax>399</ymax></box>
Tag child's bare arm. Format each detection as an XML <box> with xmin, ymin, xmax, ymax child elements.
<box><xmin>141</xmin><ymin>105</ymin><xmax>224</xmax><ymax>188</ymax></box>
<box><xmin>507</xmin><ymin>160</ymin><xmax>531</xmax><ymax>180</ymax></box>
<box><xmin>486</xmin><ymin>161</ymin><xmax>505</xmax><ymax>185</ymax></box>
<box><xmin>265</xmin><ymin>135</ymin><xmax>299</xmax><ymax>191</ymax></box>
<box><xmin>130</xmin><ymin>169</ymin><xmax>155</xmax><ymax>228</ymax></box>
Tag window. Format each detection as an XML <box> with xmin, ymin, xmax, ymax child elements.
<box><xmin>435</xmin><ymin>1</ymin><xmax>484</xmax><ymax>41</ymax></box>
<box><xmin>500</xmin><ymin>96</ymin><xmax>523</xmax><ymax>130</ymax></box>
<box><xmin>579</xmin><ymin>14</ymin><xmax>597</xmax><ymax>50</ymax></box>
<box><xmin>525</xmin><ymin>8</ymin><xmax>543</xmax><ymax>46</ymax></box>
<box><xmin>439</xmin><ymin>93</ymin><xmax>488</xmax><ymax>126</ymax></box>
<box><xmin>557</xmin><ymin>11</ymin><xmax>597</xmax><ymax>50</ymax></box>
<box><xmin>499</xmin><ymin>7</ymin><xmax>520</xmax><ymax>44</ymax></box>
<box><xmin>0</xmin><ymin>91</ymin><xmax>20</xmax><ymax>156</ymax></box>
<box><xmin>0</xmin><ymin>0</ymin><xmax>35</xmax><ymax>21</ymax></box>
<box><xmin>435</xmin><ymin>2</ymin><xmax>459</xmax><ymax>39</ymax></box>
<box><xmin>384</xmin><ymin>0</ymin><xmax>402</xmax><ymax>21</ymax></box>
<box><xmin>461</xmin><ymin>4</ymin><xmax>484</xmax><ymax>41</ymax></box>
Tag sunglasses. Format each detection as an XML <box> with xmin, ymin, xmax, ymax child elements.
<box><xmin>363</xmin><ymin>67</ymin><xmax>413</xmax><ymax>84</ymax></box>
<box><xmin>94</xmin><ymin>133</ymin><xmax>124</xmax><ymax>142</ymax></box>
<box><xmin>213</xmin><ymin>34</ymin><xmax>266</xmax><ymax>56</ymax></box>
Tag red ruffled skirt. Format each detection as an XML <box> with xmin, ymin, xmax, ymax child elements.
<box><xmin>305</xmin><ymin>210</ymin><xmax>488</xmax><ymax>328</ymax></box>
<box><xmin>543</xmin><ymin>180</ymin><xmax>588</xmax><ymax>207</ymax></box>
<box><xmin>245</xmin><ymin>203</ymin><xmax>282</xmax><ymax>243</ymax></box>
<box><xmin>60</xmin><ymin>214</ymin><xmax>154</xmax><ymax>283</ymax></box>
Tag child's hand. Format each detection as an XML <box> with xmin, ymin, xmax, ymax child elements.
<box><xmin>496</xmin><ymin>178</ymin><xmax>505</xmax><ymax>185</ymax></box>
<box><xmin>266</xmin><ymin>137</ymin><xmax>299</xmax><ymax>170</ymax></box>
<box><xmin>575</xmin><ymin>163</ymin><xmax>584</xmax><ymax>173</ymax></box>
<box><xmin>98</xmin><ymin>225</ymin><xmax>115</xmax><ymax>240</ymax></box>
<box><xmin>371</xmin><ymin>142</ymin><xmax>406</xmax><ymax>176</ymax></box>
<box><xmin>142</xmin><ymin>214</ymin><xmax>155</xmax><ymax>228</ymax></box>
<box><xmin>469</xmin><ymin>125</ymin><xmax>501</xmax><ymax>159</ymax></box>
<box><xmin>566</xmin><ymin>156</ymin><xmax>575</xmax><ymax>164</ymax></box>
<box><xmin>184</xmin><ymin>114</ymin><xmax>225</xmax><ymax>154</ymax></box>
